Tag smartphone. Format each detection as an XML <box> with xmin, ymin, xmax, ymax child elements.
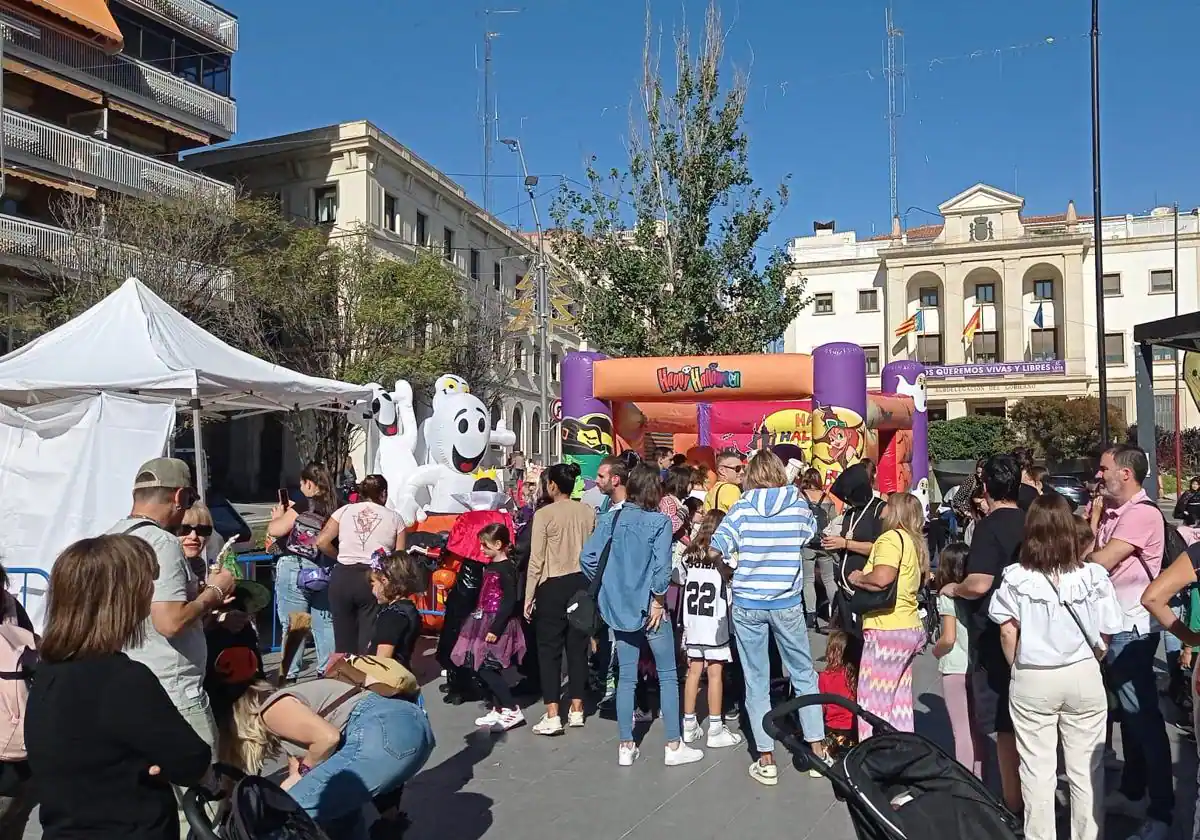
<box><xmin>277</xmin><ymin>488</ymin><xmax>289</xmax><ymax>506</ymax></box>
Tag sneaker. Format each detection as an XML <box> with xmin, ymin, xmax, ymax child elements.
<box><xmin>1127</xmin><ymin>819</ymin><xmax>1170</xmax><ymax>840</ymax></box>
<box><xmin>567</xmin><ymin>710</ymin><xmax>585</xmax><ymax>728</ymax></box>
<box><xmin>633</xmin><ymin>708</ymin><xmax>654</xmax><ymax>725</ymax></box>
<box><xmin>724</xmin><ymin>702</ymin><xmax>741</xmax><ymax>723</ymax></box>
<box><xmin>683</xmin><ymin>721</ymin><xmax>703</xmax><ymax>744</ymax></box>
<box><xmin>665</xmin><ymin>742</ymin><xmax>704</xmax><ymax>766</ymax></box>
<box><xmin>749</xmin><ymin>760</ymin><xmax>778</xmax><ymax>786</ymax></box>
<box><xmin>618</xmin><ymin>743</ymin><xmax>640</xmax><ymax>767</ymax></box>
<box><xmin>474</xmin><ymin>709</ymin><xmax>501</xmax><ymax>728</ymax></box>
<box><xmin>531</xmin><ymin>714</ymin><xmax>564</xmax><ymax>736</ymax></box>
<box><xmin>1104</xmin><ymin>790</ymin><xmax>1148</xmax><ymax>819</ymax></box>
<box><xmin>706</xmin><ymin>725</ymin><xmax>744</xmax><ymax>749</ymax></box>
<box><xmin>491</xmin><ymin>708</ymin><xmax>525</xmax><ymax>732</ymax></box>
<box><xmin>1104</xmin><ymin>747</ymin><xmax>1123</xmax><ymax>771</ymax></box>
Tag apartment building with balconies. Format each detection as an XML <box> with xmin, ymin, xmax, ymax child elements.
<box><xmin>785</xmin><ymin>183</ymin><xmax>1200</xmax><ymax>429</ymax></box>
<box><xmin>184</xmin><ymin>120</ymin><xmax>581</xmax><ymax>472</ymax></box>
<box><xmin>0</xmin><ymin>0</ymin><xmax>237</xmax><ymax>350</ymax></box>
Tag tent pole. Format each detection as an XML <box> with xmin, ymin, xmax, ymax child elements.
<box><xmin>190</xmin><ymin>390</ymin><xmax>207</xmax><ymax>504</ymax></box>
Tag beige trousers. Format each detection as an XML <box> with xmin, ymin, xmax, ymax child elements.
<box><xmin>1009</xmin><ymin>657</ymin><xmax>1107</xmax><ymax>840</ymax></box>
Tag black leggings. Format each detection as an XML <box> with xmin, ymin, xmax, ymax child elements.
<box><xmin>533</xmin><ymin>573</ymin><xmax>591</xmax><ymax>707</ymax></box>
<box><xmin>329</xmin><ymin>563</ymin><xmax>379</xmax><ymax>654</ymax></box>
<box><xmin>478</xmin><ymin>667</ymin><xmax>516</xmax><ymax>709</ymax></box>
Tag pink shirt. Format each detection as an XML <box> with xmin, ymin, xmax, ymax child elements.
<box><xmin>331</xmin><ymin>502</ymin><xmax>403</xmax><ymax>565</ymax></box>
<box><xmin>1095</xmin><ymin>489</ymin><xmax>1163</xmax><ymax>632</ymax></box>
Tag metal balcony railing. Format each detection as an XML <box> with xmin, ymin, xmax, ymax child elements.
<box><xmin>0</xmin><ymin>213</ymin><xmax>233</xmax><ymax>295</ymax></box>
<box><xmin>118</xmin><ymin>0</ymin><xmax>238</xmax><ymax>52</ymax></box>
<box><xmin>0</xmin><ymin>13</ymin><xmax>236</xmax><ymax>137</ymax></box>
<box><xmin>3</xmin><ymin>110</ymin><xmax>234</xmax><ymax>203</ymax></box>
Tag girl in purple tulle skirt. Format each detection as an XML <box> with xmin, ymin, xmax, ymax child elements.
<box><xmin>452</xmin><ymin>523</ymin><xmax>527</xmax><ymax>731</ymax></box>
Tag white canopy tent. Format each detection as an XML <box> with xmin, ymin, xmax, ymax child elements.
<box><xmin>0</xmin><ymin>277</ymin><xmax>372</xmax><ymax>496</ymax></box>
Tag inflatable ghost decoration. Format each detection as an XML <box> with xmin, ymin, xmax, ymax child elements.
<box><xmin>357</xmin><ymin>380</ymin><xmax>419</xmax><ymax>514</ymax></box>
<box><xmin>397</xmin><ymin>375</ymin><xmax>514</xmax><ymax>524</ymax></box>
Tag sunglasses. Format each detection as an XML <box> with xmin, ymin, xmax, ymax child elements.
<box><xmin>176</xmin><ymin>524</ymin><xmax>213</xmax><ymax>538</ymax></box>
<box><xmin>720</xmin><ymin>463</ymin><xmax>746</xmax><ymax>473</ymax></box>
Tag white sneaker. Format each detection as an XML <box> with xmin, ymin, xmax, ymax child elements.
<box><xmin>682</xmin><ymin>721</ymin><xmax>703</xmax><ymax>744</ymax></box>
<box><xmin>618</xmin><ymin>743</ymin><xmax>640</xmax><ymax>766</ymax></box>
<box><xmin>749</xmin><ymin>760</ymin><xmax>779</xmax><ymax>786</ymax></box>
<box><xmin>1105</xmin><ymin>790</ymin><xmax>1148</xmax><ymax>819</ymax></box>
<box><xmin>665</xmin><ymin>742</ymin><xmax>704</xmax><ymax>766</ymax></box>
<box><xmin>567</xmin><ymin>710</ymin><xmax>585</xmax><ymax>728</ymax></box>
<box><xmin>531</xmin><ymin>714</ymin><xmax>564</xmax><ymax>736</ymax></box>
<box><xmin>474</xmin><ymin>709</ymin><xmax>501</xmax><ymax>728</ymax></box>
<box><xmin>491</xmin><ymin>708</ymin><xmax>525</xmax><ymax>732</ymax></box>
<box><xmin>705</xmin><ymin>725</ymin><xmax>744</xmax><ymax>749</ymax></box>
<box><xmin>1128</xmin><ymin>819</ymin><xmax>1170</xmax><ymax>840</ymax></box>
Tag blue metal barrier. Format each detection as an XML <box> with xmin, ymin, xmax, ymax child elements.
<box><xmin>7</xmin><ymin>568</ymin><xmax>49</xmax><ymax>612</ymax></box>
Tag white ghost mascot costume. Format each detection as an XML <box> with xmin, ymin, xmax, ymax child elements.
<box><xmin>397</xmin><ymin>375</ymin><xmax>515</xmax><ymax>524</ymax></box>
<box><xmin>358</xmin><ymin>380</ymin><xmax>420</xmax><ymax>514</ymax></box>
<box><xmin>892</xmin><ymin>372</ymin><xmax>930</xmax><ymax>508</ymax></box>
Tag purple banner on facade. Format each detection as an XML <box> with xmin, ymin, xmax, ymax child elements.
<box><xmin>924</xmin><ymin>360</ymin><xmax>1066</xmax><ymax>379</ymax></box>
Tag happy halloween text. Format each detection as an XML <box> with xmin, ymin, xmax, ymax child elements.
<box><xmin>656</xmin><ymin>363</ymin><xmax>743</xmax><ymax>395</ymax></box>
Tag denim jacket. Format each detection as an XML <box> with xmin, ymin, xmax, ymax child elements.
<box><xmin>580</xmin><ymin>504</ymin><xmax>672</xmax><ymax>632</ymax></box>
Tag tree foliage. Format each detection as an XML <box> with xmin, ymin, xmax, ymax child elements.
<box><xmin>928</xmin><ymin>415</ymin><xmax>1016</xmax><ymax>462</ymax></box>
<box><xmin>19</xmin><ymin>191</ymin><xmax>513</xmax><ymax>466</ymax></box>
<box><xmin>1008</xmin><ymin>396</ymin><xmax>1127</xmax><ymax>462</ymax></box>
<box><xmin>549</xmin><ymin>2</ymin><xmax>806</xmax><ymax>357</ymax></box>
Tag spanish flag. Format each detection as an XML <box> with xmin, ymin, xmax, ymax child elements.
<box><xmin>894</xmin><ymin>309</ymin><xmax>923</xmax><ymax>337</ymax></box>
<box><xmin>963</xmin><ymin>307</ymin><xmax>982</xmax><ymax>344</ymax></box>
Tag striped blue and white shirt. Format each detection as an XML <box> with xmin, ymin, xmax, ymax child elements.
<box><xmin>710</xmin><ymin>485</ymin><xmax>815</xmax><ymax>611</ymax></box>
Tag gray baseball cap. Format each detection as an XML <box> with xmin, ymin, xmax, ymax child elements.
<box><xmin>132</xmin><ymin>457</ymin><xmax>193</xmax><ymax>490</ymax></box>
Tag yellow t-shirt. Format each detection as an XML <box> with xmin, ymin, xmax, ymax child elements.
<box><xmin>861</xmin><ymin>529</ymin><xmax>922</xmax><ymax>632</ymax></box>
<box><xmin>705</xmin><ymin>482</ymin><xmax>741</xmax><ymax>513</ymax></box>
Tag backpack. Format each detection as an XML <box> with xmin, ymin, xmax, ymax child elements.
<box><xmin>807</xmin><ymin>492</ymin><xmax>831</xmax><ymax>550</ymax></box>
<box><xmin>1136</xmin><ymin>499</ymin><xmax>1190</xmax><ymax>607</ymax></box>
<box><xmin>0</xmin><ymin>595</ymin><xmax>36</xmax><ymax>762</ymax></box>
<box><xmin>285</xmin><ymin>511</ymin><xmax>327</xmax><ymax>561</ymax></box>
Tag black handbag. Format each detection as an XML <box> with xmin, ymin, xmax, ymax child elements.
<box><xmin>848</xmin><ymin>529</ymin><xmax>908</xmax><ymax>616</ymax></box>
<box><xmin>567</xmin><ymin>509</ymin><xmax>624</xmax><ymax>636</ymax></box>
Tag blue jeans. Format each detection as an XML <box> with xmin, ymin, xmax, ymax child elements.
<box><xmin>613</xmin><ymin>621</ymin><xmax>681</xmax><ymax>743</ymax></box>
<box><xmin>275</xmin><ymin>555</ymin><xmax>334</xmax><ymax>678</ymax></box>
<box><xmin>731</xmin><ymin>601</ymin><xmax>824</xmax><ymax>754</ymax></box>
<box><xmin>1105</xmin><ymin>629</ymin><xmax>1174</xmax><ymax>824</ymax></box>
<box><xmin>287</xmin><ymin>694</ymin><xmax>435</xmax><ymax>839</ymax></box>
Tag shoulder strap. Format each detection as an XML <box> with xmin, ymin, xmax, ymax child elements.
<box><xmin>1131</xmin><ymin>499</ymin><xmax>1166</xmax><ymax>581</ymax></box>
<box><xmin>587</xmin><ymin>508</ymin><xmax>625</xmax><ymax>599</ymax></box>
<box><xmin>318</xmin><ymin>685</ymin><xmax>364</xmax><ymax>718</ymax></box>
<box><xmin>123</xmin><ymin>519</ymin><xmax>163</xmax><ymax>536</ymax></box>
<box><xmin>1041</xmin><ymin>572</ymin><xmax>1105</xmax><ymax>658</ymax></box>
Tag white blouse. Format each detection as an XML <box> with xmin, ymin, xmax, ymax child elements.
<box><xmin>987</xmin><ymin>563</ymin><xmax>1124</xmax><ymax>668</ymax></box>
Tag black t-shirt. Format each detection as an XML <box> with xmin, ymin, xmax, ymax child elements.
<box><xmin>369</xmin><ymin>601</ymin><xmax>421</xmax><ymax>669</ymax></box>
<box><xmin>1017</xmin><ymin>484</ymin><xmax>1039</xmax><ymax>512</ymax></box>
<box><xmin>964</xmin><ymin>505</ymin><xmax>1026</xmax><ymax>669</ymax></box>
<box><xmin>839</xmin><ymin>497</ymin><xmax>886</xmax><ymax>575</ymax></box>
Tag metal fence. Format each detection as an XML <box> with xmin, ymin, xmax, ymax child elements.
<box><xmin>119</xmin><ymin>0</ymin><xmax>238</xmax><ymax>52</ymax></box>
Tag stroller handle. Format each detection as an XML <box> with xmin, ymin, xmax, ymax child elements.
<box><xmin>182</xmin><ymin>763</ymin><xmax>246</xmax><ymax>840</ymax></box>
<box><xmin>762</xmin><ymin>693</ymin><xmax>896</xmax><ymax>743</ymax></box>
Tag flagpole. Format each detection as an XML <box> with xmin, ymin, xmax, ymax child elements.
<box><xmin>1091</xmin><ymin>0</ymin><xmax>1110</xmax><ymax>444</ymax></box>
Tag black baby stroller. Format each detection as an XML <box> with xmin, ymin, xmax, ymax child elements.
<box><xmin>763</xmin><ymin>694</ymin><xmax>1022</xmax><ymax>840</ymax></box>
<box><xmin>184</xmin><ymin>764</ymin><xmax>329</xmax><ymax>840</ymax></box>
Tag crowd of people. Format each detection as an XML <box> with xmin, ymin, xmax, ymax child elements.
<box><xmin>2</xmin><ymin>437</ymin><xmax>1199</xmax><ymax>840</ymax></box>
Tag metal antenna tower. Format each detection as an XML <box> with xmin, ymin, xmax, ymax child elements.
<box><xmin>481</xmin><ymin>8</ymin><xmax>519</xmax><ymax>212</ymax></box>
<box><xmin>884</xmin><ymin>5</ymin><xmax>905</xmax><ymax>223</ymax></box>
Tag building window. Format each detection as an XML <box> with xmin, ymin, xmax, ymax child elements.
<box><xmin>1150</xmin><ymin>269</ymin><xmax>1175</xmax><ymax>293</ymax></box>
<box><xmin>469</xmin><ymin>249</ymin><xmax>481</xmax><ymax>281</ymax></box>
<box><xmin>975</xmin><ymin>283</ymin><xmax>995</xmax><ymax>304</ymax></box>
<box><xmin>551</xmin><ymin>352</ymin><xmax>560</xmax><ymax>381</ymax></box>
<box><xmin>493</xmin><ymin>261</ymin><xmax>502</xmax><ymax>291</ymax></box>
<box><xmin>857</xmin><ymin>290</ymin><xmax>878</xmax><ymax>312</ymax></box>
<box><xmin>533</xmin><ymin>349</ymin><xmax>541</xmax><ymax>376</ymax></box>
<box><xmin>814</xmin><ymin>293</ymin><xmax>833</xmax><ymax>314</ymax></box>
<box><xmin>972</xmin><ymin>331</ymin><xmax>999</xmax><ymax>363</ymax></box>
<box><xmin>110</xmin><ymin>5</ymin><xmax>233</xmax><ymax>96</ymax></box>
<box><xmin>917</xmin><ymin>334</ymin><xmax>942</xmax><ymax>365</ymax></box>
<box><xmin>512</xmin><ymin>341</ymin><xmax>524</xmax><ymax>370</ymax></box>
<box><xmin>1154</xmin><ymin>394</ymin><xmax>1175</xmax><ymax>430</ymax></box>
<box><xmin>974</xmin><ymin>406</ymin><xmax>1007</xmax><ymax>418</ymax></box>
<box><xmin>918</xmin><ymin>286</ymin><xmax>940</xmax><ymax>308</ymax></box>
<box><xmin>1033</xmin><ymin>279</ymin><xmax>1054</xmax><ymax>300</ymax></box>
<box><xmin>531</xmin><ymin>411</ymin><xmax>542</xmax><ymax>457</ymax></box>
<box><xmin>1102</xmin><ymin>273</ymin><xmax>1121</xmax><ymax>296</ymax></box>
<box><xmin>415</xmin><ymin>212</ymin><xmax>428</xmax><ymax>246</ymax></box>
<box><xmin>1030</xmin><ymin>328</ymin><xmax>1057</xmax><ymax>361</ymax></box>
<box><xmin>926</xmin><ymin>405</ymin><xmax>948</xmax><ymax>423</ymax></box>
<box><xmin>443</xmin><ymin>228</ymin><xmax>454</xmax><ymax>262</ymax></box>
<box><xmin>1152</xmin><ymin>345</ymin><xmax>1176</xmax><ymax>363</ymax></box>
<box><xmin>1104</xmin><ymin>332</ymin><xmax>1125</xmax><ymax>365</ymax></box>
<box><xmin>863</xmin><ymin>345</ymin><xmax>880</xmax><ymax>376</ymax></box>
<box><xmin>383</xmin><ymin>193</ymin><xmax>397</xmax><ymax>232</ymax></box>
<box><xmin>314</xmin><ymin>186</ymin><xmax>337</xmax><ymax>224</ymax></box>
<box><xmin>512</xmin><ymin>405</ymin><xmax>524</xmax><ymax>451</ymax></box>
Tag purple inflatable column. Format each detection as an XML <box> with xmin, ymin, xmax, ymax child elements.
<box><xmin>882</xmin><ymin>360</ymin><xmax>929</xmax><ymax>507</ymax></box>
<box><xmin>697</xmin><ymin>403</ymin><xmax>713</xmax><ymax>447</ymax></box>
<box><xmin>561</xmin><ymin>351</ymin><xmax>613</xmax><ymax>491</ymax></box>
<box><xmin>811</xmin><ymin>343</ymin><xmax>869</xmax><ymax>488</ymax></box>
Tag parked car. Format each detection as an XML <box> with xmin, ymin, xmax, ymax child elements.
<box><xmin>1044</xmin><ymin>475</ymin><xmax>1089</xmax><ymax>511</ymax></box>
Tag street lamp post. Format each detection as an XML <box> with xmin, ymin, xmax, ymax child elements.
<box><xmin>500</xmin><ymin>138</ymin><xmax>552</xmax><ymax>462</ymax></box>
<box><xmin>1091</xmin><ymin>0</ymin><xmax>1110</xmax><ymax>444</ymax></box>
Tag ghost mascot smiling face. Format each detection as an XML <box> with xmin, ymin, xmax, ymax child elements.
<box><xmin>428</xmin><ymin>391</ymin><xmax>491</xmax><ymax>475</ymax></box>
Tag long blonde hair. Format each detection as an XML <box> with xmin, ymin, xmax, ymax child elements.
<box><xmin>218</xmin><ymin>680</ymin><xmax>281</xmax><ymax>773</ymax></box>
<box><xmin>882</xmin><ymin>492</ymin><xmax>929</xmax><ymax>578</ymax></box>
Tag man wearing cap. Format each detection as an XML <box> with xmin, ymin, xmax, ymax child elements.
<box><xmin>106</xmin><ymin>458</ymin><xmax>234</xmax><ymax>753</ymax></box>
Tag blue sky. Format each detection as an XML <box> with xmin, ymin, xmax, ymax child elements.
<box><xmin>221</xmin><ymin>0</ymin><xmax>1200</xmax><ymax>247</ymax></box>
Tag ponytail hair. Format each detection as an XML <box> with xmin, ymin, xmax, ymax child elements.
<box><xmin>357</xmin><ymin>474</ymin><xmax>388</xmax><ymax>505</ymax></box>
<box><xmin>683</xmin><ymin>509</ymin><xmax>726</xmax><ymax>569</ymax></box>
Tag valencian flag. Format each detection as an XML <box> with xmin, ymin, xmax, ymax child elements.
<box><xmin>963</xmin><ymin>307</ymin><xmax>982</xmax><ymax>344</ymax></box>
<box><xmin>894</xmin><ymin>309</ymin><xmax>923</xmax><ymax>338</ymax></box>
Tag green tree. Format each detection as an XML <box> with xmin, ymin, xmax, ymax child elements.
<box><xmin>1008</xmin><ymin>396</ymin><xmax>1127</xmax><ymax>462</ymax></box>
<box><xmin>928</xmin><ymin>415</ymin><xmax>1016</xmax><ymax>462</ymax></box>
<box><xmin>549</xmin><ymin>2</ymin><xmax>806</xmax><ymax>357</ymax></box>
